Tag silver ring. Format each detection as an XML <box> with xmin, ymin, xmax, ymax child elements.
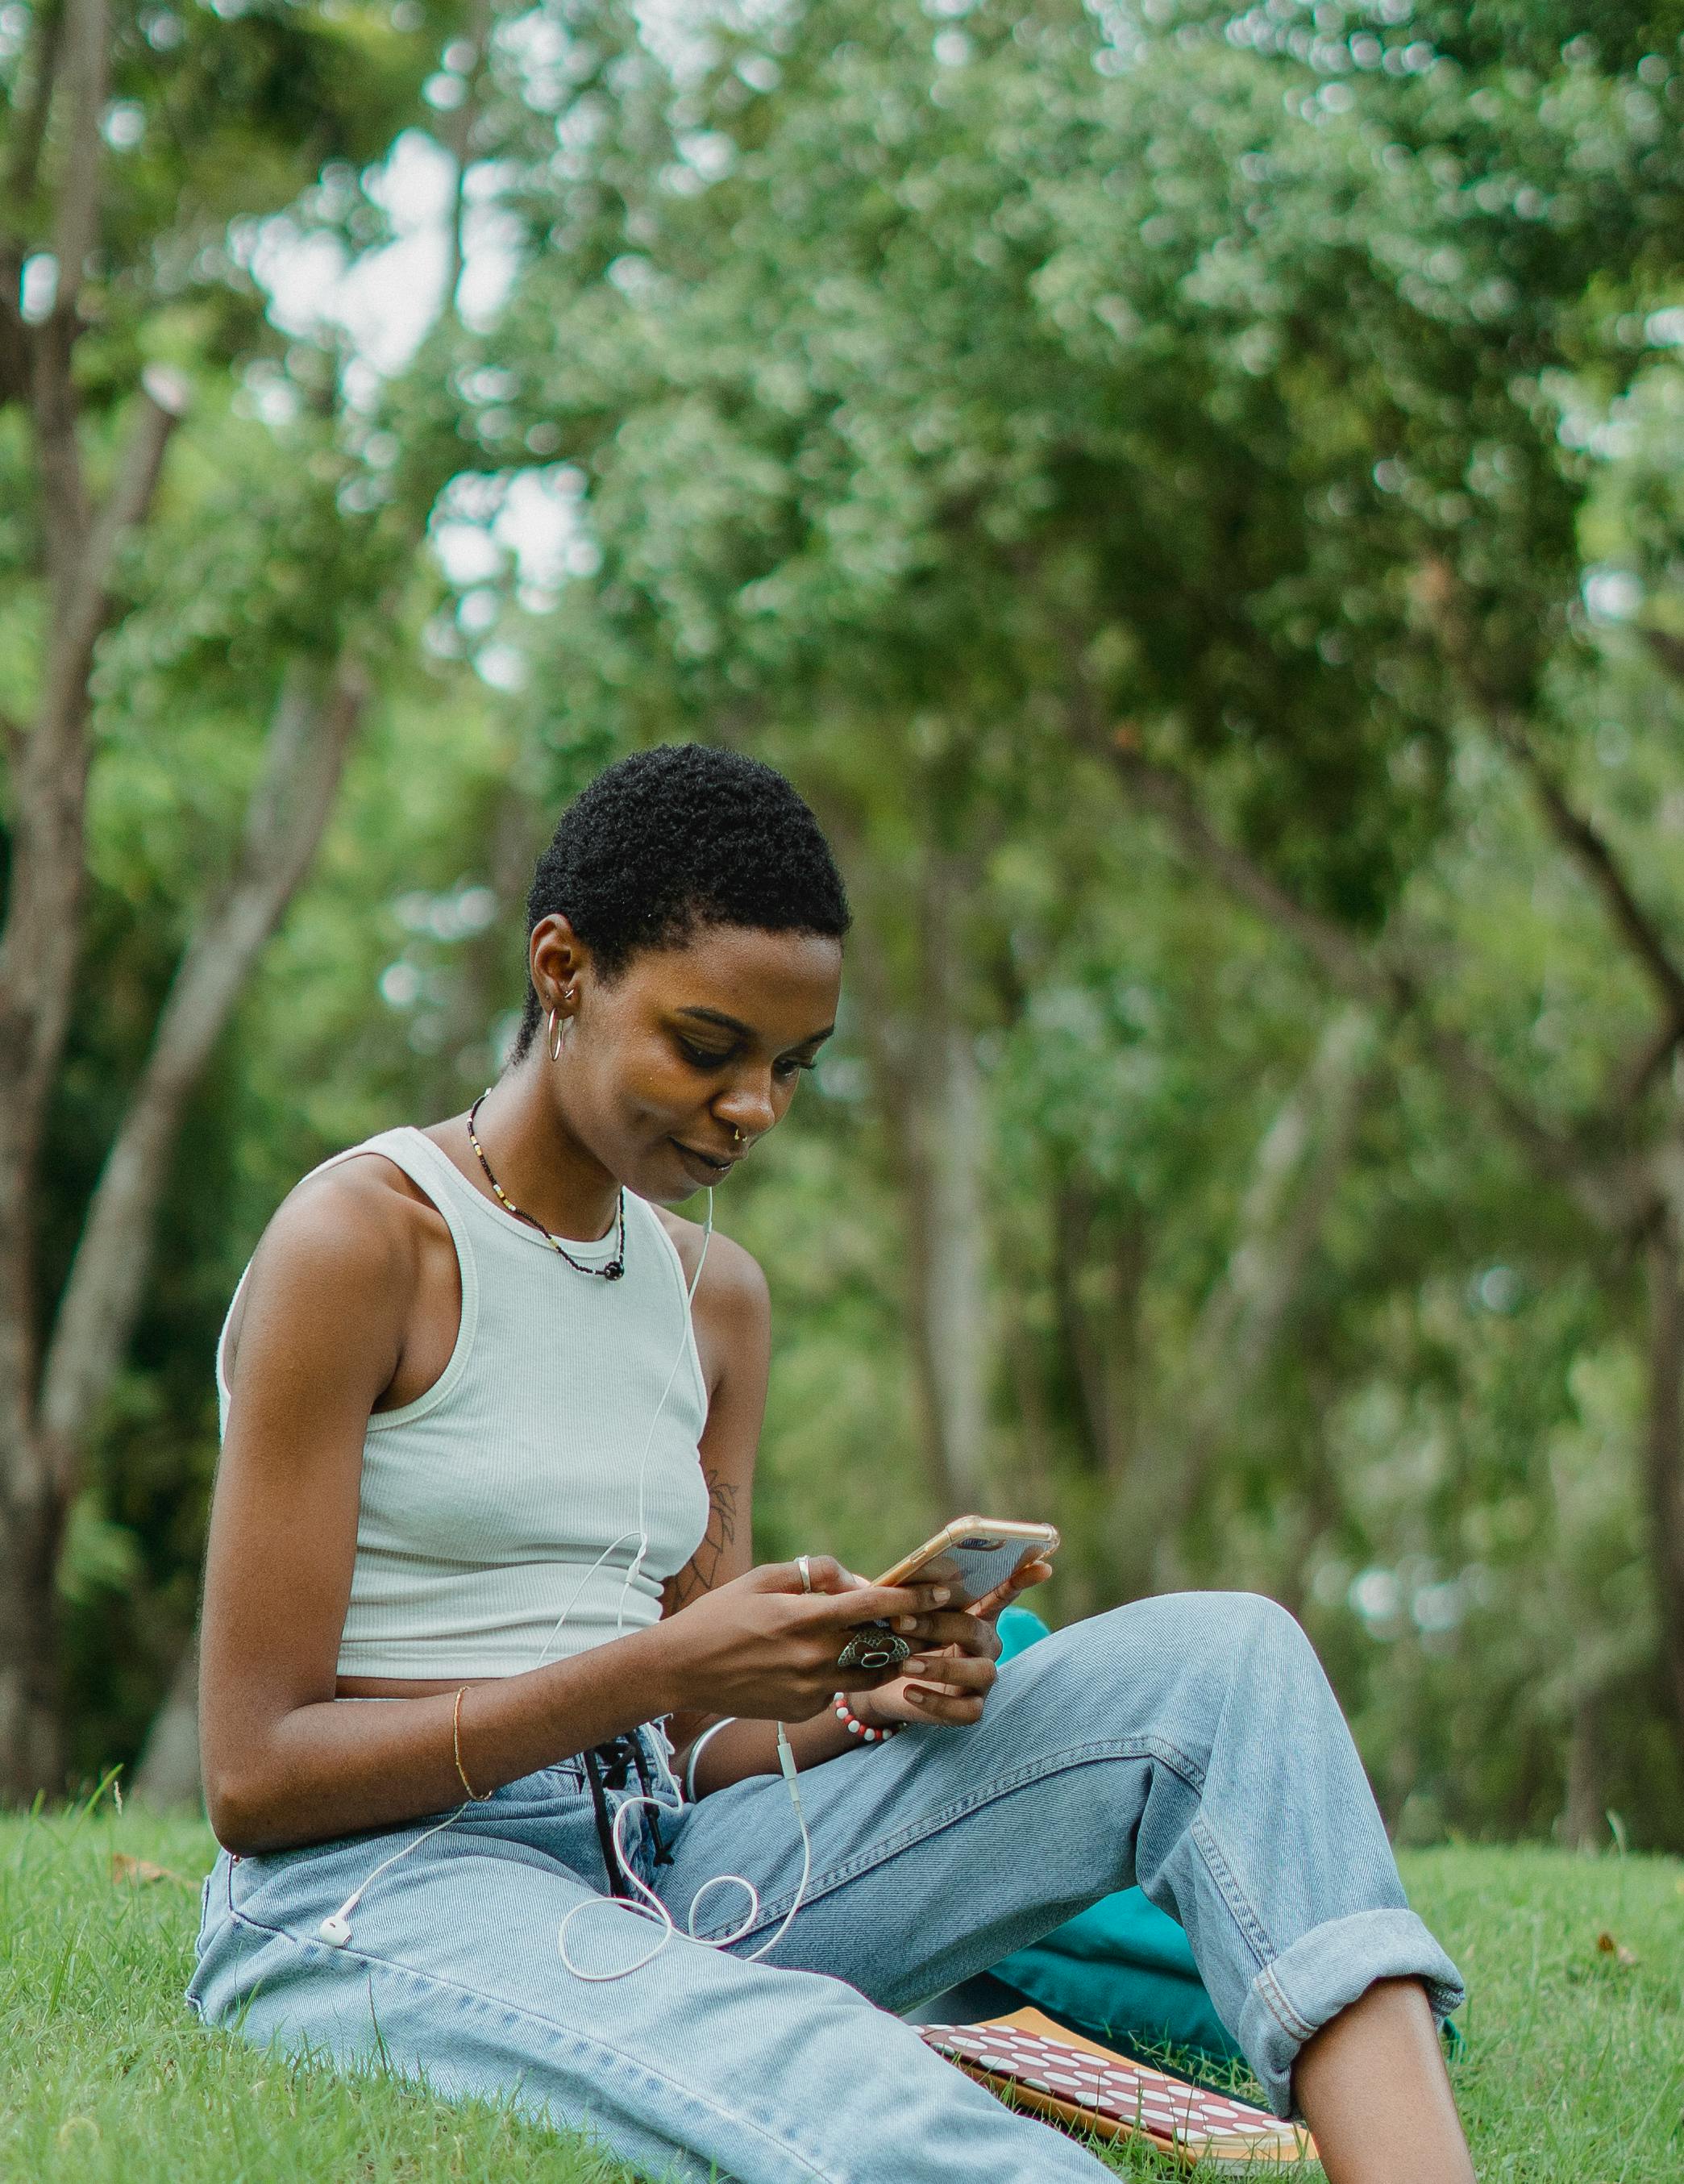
<box><xmin>796</xmin><ymin>1554</ymin><xmax>813</xmax><ymax>1593</ymax></box>
<box><xmin>836</xmin><ymin>1627</ymin><xmax>911</xmax><ymax>1675</ymax></box>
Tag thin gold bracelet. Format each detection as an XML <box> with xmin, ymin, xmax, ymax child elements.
<box><xmin>452</xmin><ymin>1685</ymin><xmax>494</xmax><ymax>1802</ymax></box>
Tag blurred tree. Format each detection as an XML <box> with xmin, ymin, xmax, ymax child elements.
<box><xmin>0</xmin><ymin>0</ymin><xmax>468</xmax><ymax>1795</ymax></box>
<box><xmin>10</xmin><ymin>0</ymin><xmax>1684</xmax><ymax>1855</ymax></box>
<box><xmin>422</xmin><ymin>0</ymin><xmax>1684</xmax><ymax>1833</ymax></box>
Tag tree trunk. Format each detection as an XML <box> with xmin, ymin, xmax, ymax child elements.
<box><xmin>68</xmin><ymin>662</ymin><xmax>366</xmax><ymax>1789</ymax></box>
<box><xmin>0</xmin><ymin>343</ymin><xmax>183</xmax><ymax>1797</ymax></box>
<box><xmin>899</xmin><ymin>855</ymin><xmax>989</xmax><ymax>1510</ymax></box>
<box><xmin>1561</xmin><ymin>1686</ymin><xmax>1606</xmax><ymax>1852</ymax></box>
<box><xmin>848</xmin><ymin>850</ymin><xmax>991</xmax><ymax>1512</ymax></box>
<box><xmin>1271</xmin><ymin>1399</ymin><xmax>1341</xmax><ymax>1623</ymax></box>
<box><xmin>1191</xmin><ymin>1009</ymin><xmax>1374</xmax><ymax>1390</ymax></box>
<box><xmin>38</xmin><ymin>659</ymin><xmax>365</xmax><ymax>1482</ymax></box>
<box><xmin>410</xmin><ymin>770</ymin><xmax>549</xmax><ymax>1110</ymax></box>
<box><xmin>1051</xmin><ymin>1179</ymin><xmax>1145</xmax><ymax>1485</ymax></box>
<box><xmin>1101</xmin><ymin>734</ymin><xmax>1684</xmax><ymax>1774</ymax></box>
<box><xmin>132</xmin><ymin>1624</ymin><xmax>202</xmax><ymax>1809</ymax></box>
<box><xmin>904</xmin><ymin>1033</ymin><xmax>988</xmax><ymax>1507</ymax></box>
<box><xmin>1117</xmin><ymin>1009</ymin><xmax>1377</xmax><ymax>1596</ymax></box>
<box><xmin>0</xmin><ymin>1431</ymin><xmax>67</xmax><ymax>1799</ymax></box>
<box><xmin>1643</xmin><ymin>1220</ymin><xmax>1684</xmax><ymax>1741</ymax></box>
<box><xmin>0</xmin><ymin>655</ymin><xmax>362</xmax><ymax>1799</ymax></box>
<box><xmin>1000</xmin><ymin>1292</ymin><xmax>1055</xmax><ymax>1525</ymax></box>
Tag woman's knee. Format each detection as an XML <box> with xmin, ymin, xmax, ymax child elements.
<box><xmin>1081</xmin><ymin>1590</ymin><xmax>1316</xmax><ymax>1683</ymax></box>
<box><xmin>1212</xmin><ymin>1589</ymin><xmax>1310</xmax><ymax>1649</ymax></box>
<box><xmin>1012</xmin><ymin>1594</ymin><xmax>1322</xmax><ymax>1730</ymax></box>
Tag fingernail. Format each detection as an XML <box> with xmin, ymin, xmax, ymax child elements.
<box><xmin>893</xmin><ymin>1616</ymin><xmax>917</xmax><ymax>1632</ymax></box>
<box><xmin>931</xmin><ymin>1587</ymin><xmax>951</xmax><ymax>1604</ymax></box>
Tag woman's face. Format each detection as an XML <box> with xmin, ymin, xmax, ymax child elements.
<box><xmin>534</xmin><ymin>917</ymin><xmax>844</xmax><ymax>1204</ymax></box>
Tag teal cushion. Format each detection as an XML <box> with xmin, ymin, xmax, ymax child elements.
<box><xmin>985</xmin><ymin>1606</ymin><xmax>1241</xmax><ymax>2060</ymax></box>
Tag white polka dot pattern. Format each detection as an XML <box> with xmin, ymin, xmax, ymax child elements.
<box><xmin>916</xmin><ymin>2007</ymin><xmax>1318</xmax><ymax>2171</ymax></box>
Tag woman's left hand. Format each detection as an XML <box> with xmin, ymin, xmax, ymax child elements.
<box><xmin>848</xmin><ymin>1554</ymin><xmax>1054</xmax><ymax>1731</ymax></box>
<box><xmin>970</xmin><ymin>1554</ymin><xmax>1055</xmax><ymax>1626</ymax></box>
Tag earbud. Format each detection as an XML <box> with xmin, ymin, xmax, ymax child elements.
<box><xmin>313</xmin><ymin>1800</ymin><xmax>468</xmax><ymax>1949</ymax></box>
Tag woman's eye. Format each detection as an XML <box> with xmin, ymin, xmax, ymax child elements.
<box><xmin>677</xmin><ymin>1038</ymin><xmax>817</xmax><ymax>1080</ymax></box>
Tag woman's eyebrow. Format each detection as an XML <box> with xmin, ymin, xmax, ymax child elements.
<box><xmin>676</xmin><ymin>1005</ymin><xmax>835</xmax><ymax>1049</ymax></box>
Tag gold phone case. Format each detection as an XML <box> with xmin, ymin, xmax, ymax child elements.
<box><xmin>877</xmin><ymin>1516</ymin><xmax>1060</xmax><ymax>1595</ymax></box>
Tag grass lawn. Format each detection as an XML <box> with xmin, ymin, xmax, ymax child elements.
<box><xmin>2</xmin><ymin>1791</ymin><xmax>1680</xmax><ymax>2180</ymax></box>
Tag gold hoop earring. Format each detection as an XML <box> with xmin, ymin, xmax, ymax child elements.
<box><xmin>548</xmin><ymin>989</ymin><xmax>579</xmax><ymax>1063</ymax></box>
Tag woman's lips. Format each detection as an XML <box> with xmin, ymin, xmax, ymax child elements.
<box><xmin>672</xmin><ymin>1138</ymin><xmax>736</xmax><ymax>1179</ymax></box>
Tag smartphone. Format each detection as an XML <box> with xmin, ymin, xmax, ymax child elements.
<box><xmin>876</xmin><ymin>1517</ymin><xmax>1060</xmax><ymax>1610</ymax></box>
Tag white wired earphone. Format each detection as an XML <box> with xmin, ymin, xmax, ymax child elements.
<box><xmin>316</xmin><ymin>1185</ymin><xmax>815</xmax><ymax>1978</ymax></box>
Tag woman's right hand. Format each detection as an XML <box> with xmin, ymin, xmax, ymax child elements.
<box><xmin>651</xmin><ymin>1557</ymin><xmax>954</xmax><ymax>1721</ymax></box>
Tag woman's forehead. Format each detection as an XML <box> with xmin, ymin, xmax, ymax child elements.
<box><xmin>634</xmin><ymin>925</ymin><xmax>842</xmax><ymax>1042</ymax></box>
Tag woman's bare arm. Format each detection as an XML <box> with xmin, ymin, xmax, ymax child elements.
<box><xmin>201</xmin><ymin>1176</ymin><xmax>941</xmax><ymax>1853</ymax></box>
<box><xmin>199</xmin><ymin>1167</ymin><xmax>684</xmax><ymax>1852</ymax></box>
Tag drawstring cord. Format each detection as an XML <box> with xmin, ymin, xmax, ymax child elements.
<box><xmin>631</xmin><ymin>1738</ymin><xmax>676</xmax><ymax>1866</ymax></box>
<box><xmin>583</xmin><ymin>1732</ymin><xmax>675</xmax><ymax>1899</ymax></box>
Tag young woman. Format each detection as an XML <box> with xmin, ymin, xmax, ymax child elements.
<box><xmin>189</xmin><ymin>744</ymin><xmax>1474</xmax><ymax>2184</ymax></box>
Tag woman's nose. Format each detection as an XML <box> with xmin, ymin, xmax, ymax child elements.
<box><xmin>717</xmin><ymin>1075</ymin><xmax>777</xmax><ymax>1137</ymax></box>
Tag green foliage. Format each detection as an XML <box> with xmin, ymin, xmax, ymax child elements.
<box><xmin>434</xmin><ymin>0</ymin><xmax>1684</xmax><ymax>1846</ymax></box>
<box><xmin>2</xmin><ymin>0</ymin><xmax>501</xmax><ymax>1776</ymax></box>
<box><xmin>15</xmin><ymin>0</ymin><xmax>1684</xmax><ymax>1859</ymax></box>
<box><xmin>463</xmin><ymin>0</ymin><xmax>1677</xmax><ymax>916</ymax></box>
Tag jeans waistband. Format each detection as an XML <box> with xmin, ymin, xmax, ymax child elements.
<box><xmin>335</xmin><ymin>1698</ymin><xmax>677</xmax><ymax>1796</ymax></box>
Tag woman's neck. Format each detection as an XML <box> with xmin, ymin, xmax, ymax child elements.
<box><xmin>451</xmin><ymin>1065</ymin><xmax>622</xmax><ymax>1242</ymax></box>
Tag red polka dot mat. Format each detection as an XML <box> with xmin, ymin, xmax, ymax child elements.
<box><xmin>917</xmin><ymin>2006</ymin><xmax>1319</xmax><ymax>2173</ymax></box>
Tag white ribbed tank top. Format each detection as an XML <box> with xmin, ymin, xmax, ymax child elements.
<box><xmin>214</xmin><ymin>1126</ymin><xmax>712</xmax><ymax>1679</ymax></box>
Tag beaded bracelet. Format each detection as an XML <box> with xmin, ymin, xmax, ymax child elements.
<box><xmin>834</xmin><ymin>1693</ymin><xmax>902</xmax><ymax>1743</ymax></box>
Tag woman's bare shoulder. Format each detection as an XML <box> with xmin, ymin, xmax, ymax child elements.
<box><xmin>653</xmin><ymin>1206</ymin><xmax>767</xmax><ymax>1315</ymax></box>
<box><xmin>652</xmin><ymin>1209</ymin><xmax>768</xmax><ymax>1406</ymax></box>
<box><xmin>224</xmin><ymin>1150</ymin><xmax>441</xmax><ymax>1377</ymax></box>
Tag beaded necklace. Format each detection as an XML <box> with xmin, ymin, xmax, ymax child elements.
<box><xmin>465</xmin><ymin>1090</ymin><xmax>626</xmax><ymax>1279</ymax></box>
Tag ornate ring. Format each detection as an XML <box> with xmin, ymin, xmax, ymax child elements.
<box><xmin>796</xmin><ymin>1554</ymin><xmax>813</xmax><ymax>1593</ymax></box>
<box><xmin>836</xmin><ymin>1626</ymin><xmax>912</xmax><ymax>1675</ymax></box>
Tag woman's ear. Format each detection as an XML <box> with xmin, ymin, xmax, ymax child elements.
<box><xmin>529</xmin><ymin>915</ymin><xmax>590</xmax><ymax>1013</ymax></box>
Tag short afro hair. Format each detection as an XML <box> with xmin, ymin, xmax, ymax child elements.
<box><xmin>512</xmin><ymin>743</ymin><xmax>850</xmax><ymax>1059</ymax></box>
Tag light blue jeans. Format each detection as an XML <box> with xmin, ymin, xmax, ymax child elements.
<box><xmin>186</xmin><ymin>1595</ymin><xmax>1465</xmax><ymax>2182</ymax></box>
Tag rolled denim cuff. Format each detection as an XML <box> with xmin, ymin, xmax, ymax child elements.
<box><xmin>1237</xmin><ymin>1907</ymin><xmax>1466</xmax><ymax>2119</ymax></box>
